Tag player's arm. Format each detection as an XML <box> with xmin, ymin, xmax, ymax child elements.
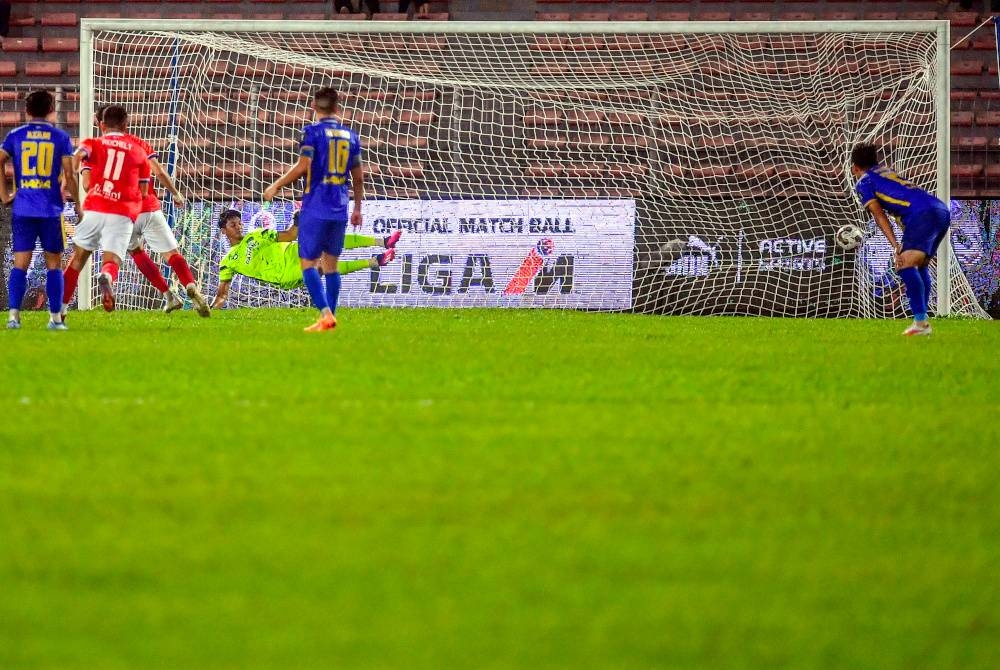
<box><xmin>263</xmin><ymin>156</ymin><xmax>310</xmax><ymax>202</ymax></box>
<box><xmin>350</xmin><ymin>164</ymin><xmax>363</xmax><ymax>228</ymax></box>
<box><xmin>61</xmin><ymin>155</ymin><xmax>81</xmax><ymax>218</ymax></box>
<box><xmin>0</xmin><ymin>149</ymin><xmax>12</xmax><ymax>205</ymax></box>
<box><xmin>276</xmin><ymin>220</ymin><xmax>299</xmax><ymax>243</ymax></box>
<box><xmin>138</xmin><ymin>157</ymin><xmax>151</xmax><ymax>198</ymax></box>
<box><xmin>212</xmin><ymin>279</ymin><xmax>231</xmax><ymax>308</ymax></box>
<box><xmin>149</xmin><ymin>157</ymin><xmax>185</xmax><ymax>207</ymax></box>
<box><xmin>73</xmin><ymin>148</ymin><xmax>91</xmax><ymax>192</ymax></box>
<box><xmin>865</xmin><ymin>200</ymin><xmax>900</xmax><ymax>252</ymax></box>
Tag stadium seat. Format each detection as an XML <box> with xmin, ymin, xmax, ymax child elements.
<box><xmin>737</xmin><ymin>12</ymin><xmax>772</xmax><ymax>22</ymax></box>
<box><xmin>40</xmin><ymin>12</ymin><xmax>79</xmax><ymax>26</ymax></box>
<box><xmin>945</xmin><ymin>12</ymin><xmax>978</xmax><ymax>27</ymax></box>
<box><xmin>975</xmin><ymin>111</ymin><xmax>1000</xmax><ymax>125</ymax></box>
<box><xmin>373</xmin><ymin>13</ymin><xmax>408</xmax><ymax>20</ymax></box>
<box><xmin>9</xmin><ymin>14</ymin><xmax>36</xmax><ymax>27</ymax></box>
<box><xmin>416</xmin><ymin>13</ymin><xmax>450</xmax><ymax>20</ymax></box>
<box><xmin>951</xmin><ymin>90</ymin><xmax>978</xmax><ymax>102</ymax></box>
<box><xmin>865</xmin><ymin>11</ymin><xmax>898</xmax><ymax>21</ymax></box>
<box><xmin>695</xmin><ymin>11</ymin><xmax>731</xmax><ymax>21</ymax></box>
<box><xmin>1</xmin><ymin>37</ymin><xmax>39</xmax><ymax>52</ymax></box>
<box><xmin>25</xmin><ymin>61</ymin><xmax>63</xmax><ymax>76</ymax></box>
<box><xmin>779</xmin><ymin>11</ymin><xmax>816</xmax><ymax>21</ymax></box>
<box><xmin>954</xmin><ymin>136</ymin><xmax>988</xmax><ymax>149</ymax></box>
<box><xmin>951</xmin><ymin>60</ymin><xmax>983</xmax><ymax>76</ymax></box>
<box><xmin>536</xmin><ymin>12</ymin><xmax>571</xmax><ymax>21</ymax></box>
<box><xmin>41</xmin><ymin>38</ymin><xmax>80</xmax><ymax>52</ymax></box>
<box><xmin>822</xmin><ymin>11</ymin><xmax>859</xmax><ymax>21</ymax></box>
<box><xmin>902</xmin><ymin>11</ymin><xmax>936</xmax><ymax>21</ymax></box>
<box><xmin>613</xmin><ymin>11</ymin><xmax>648</xmax><ymax>21</ymax></box>
<box><xmin>573</xmin><ymin>12</ymin><xmax>611</xmax><ymax>21</ymax></box>
<box><xmin>0</xmin><ymin>62</ymin><xmax>15</xmax><ymax>76</ymax></box>
<box><xmin>972</xmin><ymin>36</ymin><xmax>997</xmax><ymax>51</ymax></box>
<box><xmin>950</xmin><ymin>163</ymin><xmax>983</xmax><ymax>178</ymax></box>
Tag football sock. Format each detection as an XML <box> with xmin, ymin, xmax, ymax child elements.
<box><xmin>302</xmin><ymin>267</ymin><xmax>328</xmax><ymax>311</ymax></box>
<box><xmin>344</xmin><ymin>233</ymin><xmax>378</xmax><ymax>250</ymax></box>
<box><xmin>130</xmin><ymin>249</ymin><xmax>169</xmax><ymax>293</ymax></box>
<box><xmin>898</xmin><ymin>267</ymin><xmax>927</xmax><ymax>322</ymax></box>
<box><xmin>45</xmin><ymin>269</ymin><xmax>63</xmax><ymax>319</ymax></box>
<box><xmin>167</xmin><ymin>254</ymin><xmax>196</xmax><ymax>288</ymax></box>
<box><xmin>917</xmin><ymin>265</ymin><xmax>933</xmax><ymax>317</ymax></box>
<box><xmin>339</xmin><ymin>259</ymin><xmax>370</xmax><ymax>275</ymax></box>
<box><xmin>63</xmin><ymin>265</ymin><xmax>80</xmax><ymax>304</ymax></box>
<box><xmin>8</xmin><ymin>267</ymin><xmax>26</xmax><ymax>313</ymax></box>
<box><xmin>325</xmin><ymin>271</ymin><xmax>342</xmax><ymax>315</ymax></box>
<box><xmin>101</xmin><ymin>261</ymin><xmax>119</xmax><ymax>284</ymax></box>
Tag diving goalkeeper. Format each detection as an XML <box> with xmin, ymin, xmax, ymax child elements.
<box><xmin>211</xmin><ymin>209</ymin><xmax>400</xmax><ymax>308</ymax></box>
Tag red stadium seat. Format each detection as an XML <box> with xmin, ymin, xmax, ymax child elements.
<box><xmin>40</xmin><ymin>12</ymin><xmax>79</xmax><ymax>26</ymax></box>
<box><xmin>25</xmin><ymin>61</ymin><xmax>63</xmax><ymax>76</ymax></box>
<box><xmin>42</xmin><ymin>38</ymin><xmax>80</xmax><ymax>52</ymax></box>
<box><xmin>822</xmin><ymin>11</ymin><xmax>859</xmax><ymax>20</ymax></box>
<box><xmin>613</xmin><ymin>11</ymin><xmax>648</xmax><ymax>21</ymax></box>
<box><xmin>902</xmin><ymin>11</ymin><xmax>936</xmax><ymax>20</ymax></box>
<box><xmin>951</xmin><ymin>90</ymin><xmax>978</xmax><ymax>102</ymax></box>
<box><xmin>951</xmin><ymin>60</ymin><xmax>983</xmax><ymax>76</ymax></box>
<box><xmin>655</xmin><ymin>11</ymin><xmax>690</xmax><ymax>21</ymax></box>
<box><xmin>9</xmin><ymin>14</ymin><xmax>36</xmax><ymax>27</ymax></box>
<box><xmin>946</xmin><ymin>12</ymin><xmax>979</xmax><ymax>27</ymax></box>
<box><xmin>0</xmin><ymin>111</ymin><xmax>24</xmax><ymax>125</ymax></box>
<box><xmin>952</xmin><ymin>111</ymin><xmax>975</xmax><ymax>125</ymax></box>
<box><xmin>778</xmin><ymin>11</ymin><xmax>815</xmax><ymax>21</ymax></box>
<box><xmin>950</xmin><ymin>164</ymin><xmax>983</xmax><ymax>177</ymax></box>
<box><xmin>416</xmin><ymin>13</ymin><xmax>450</xmax><ymax>20</ymax></box>
<box><xmin>2</xmin><ymin>38</ymin><xmax>39</xmax><ymax>52</ymax></box>
<box><xmin>695</xmin><ymin>11</ymin><xmax>731</xmax><ymax>21</ymax></box>
<box><xmin>0</xmin><ymin>62</ymin><xmax>15</xmax><ymax>77</ymax></box>
<box><xmin>865</xmin><ymin>11</ymin><xmax>898</xmax><ymax>21</ymax></box>
<box><xmin>737</xmin><ymin>12</ymin><xmax>772</xmax><ymax>21</ymax></box>
<box><xmin>954</xmin><ymin>136</ymin><xmax>988</xmax><ymax>149</ymax></box>
<box><xmin>574</xmin><ymin>12</ymin><xmax>610</xmax><ymax>21</ymax></box>
<box><xmin>373</xmin><ymin>13</ymin><xmax>408</xmax><ymax>20</ymax></box>
<box><xmin>975</xmin><ymin>111</ymin><xmax>1000</xmax><ymax>125</ymax></box>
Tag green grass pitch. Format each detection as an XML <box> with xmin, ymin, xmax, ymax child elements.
<box><xmin>1</xmin><ymin>308</ymin><xmax>998</xmax><ymax>669</ymax></box>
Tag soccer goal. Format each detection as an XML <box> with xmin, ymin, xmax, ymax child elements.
<box><xmin>77</xmin><ymin>19</ymin><xmax>987</xmax><ymax>318</ymax></box>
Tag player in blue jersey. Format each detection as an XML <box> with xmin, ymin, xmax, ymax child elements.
<box><xmin>0</xmin><ymin>90</ymin><xmax>79</xmax><ymax>330</ymax></box>
<box><xmin>851</xmin><ymin>143</ymin><xmax>951</xmax><ymax>336</ymax></box>
<box><xmin>263</xmin><ymin>87</ymin><xmax>363</xmax><ymax>332</ymax></box>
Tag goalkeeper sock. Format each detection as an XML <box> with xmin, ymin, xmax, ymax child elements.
<box><xmin>45</xmin><ymin>269</ymin><xmax>63</xmax><ymax>319</ymax></box>
<box><xmin>898</xmin><ymin>267</ymin><xmax>927</xmax><ymax>322</ymax></box>
<box><xmin>917</xmin><ymin>265</ymin><xmax>933</xmax><ymax>316</ymax></box>
<box><xmin>130</xmin><ymin>249</ymin><xmax>169</xmax><ymax>293</ymax></box>
<box><xmin>339</xmin><ymin>259</ymin><xmax>371</xmax><ymax>275</ymax></box>
<box><xmin>100</xmin><ymin>261</ymin><xmax>119</xmax><ymax>284</ymax></box>
<box><xmin>325</xmin><ymin>271</ymin><xmax>342</xmax><ymax>315</ymax></box>
<box><xmin>344</xmin><ymin>233</ymin><xmax>377</xmax><ymax>250</ymax></box>
<box><xmin>62</xmin><ymin>265</ymin><xmax>79</xmax><ymax>305</ymax></box>
<box><xmin>8</xmin><ymin>267</ymin><xmax>26</xmax><ymax>313</ymax></box>
<box><xmin>167</xmin><ymin>254</ymin><xmax>196</xmax><ymax>288</ymax></box>
<box><xmin>302</xmin><ymin>267</ymin><xmax>328</xmax><ymax>312</ymax></box>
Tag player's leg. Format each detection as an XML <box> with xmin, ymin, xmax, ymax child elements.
<box><xmin>322</xmin><ymin>220</ymin><xmax>348</xmax><ymax>318</ymax></box>
<box><xmin>63</xmin><ymin>210</ymin><xmax>102</xmax><ymax>314</ymax></box>
<box><xmin>297</xmin><ymin>211</ymin><xmax>334</xmax><ymax>331</ymax></box>
<box><xmin>916</xmin><ymin>207</ymin><xmax>952</xmax><ymax>317</ymax></box>
<box><xmin>39</xmin><ymin>215</ymin><xmax>67</xmax><ymax>329</ymax></box>
<box><xmin>896</xmin><ymin>248</ymin><xmax>931</xmax><ymax>335</ymax></box>
<box><xmin>142</xmin><ymin>210</ymin><xmax>209</xmax><ymax>316</ymax></box>
<box><xmin>95</xmin><ymin>214</ymin><xmax>134</xmax><ymax>312</ymax></box>
<box><xmin>7</xmin><ymin>216</ymin><xmax>35</xmax><ymax>328</ymax></box>
<box><xmin>127</xmin><ymin>213</ymin><xmax>178</xmax><ymax>311</ymax></box>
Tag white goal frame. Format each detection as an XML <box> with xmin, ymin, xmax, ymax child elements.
<box><xmin>78</xmin><ymin>19</ymin><xmax>952</xmax><ymax>314</ymax></box>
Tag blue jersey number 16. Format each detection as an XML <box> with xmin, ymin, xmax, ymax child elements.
<box><xmin>325</xmin><ymin>139</ymin><xmax>350</xmax><ymax>185</ymax></box>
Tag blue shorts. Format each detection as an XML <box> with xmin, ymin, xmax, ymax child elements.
<box><xmin>12</xmin><ymin>215</ymin><xmax>65</xmax><ymax>254</ymax></box>
<box><xmin>901</xmin><ymin>205</ymin><xmax>950</xmax><ymax>258</ymax></box>
<box><xmin>297</xmin><ymin>212</ymin><xmax>347</xmax><ymax>260</ymax></box>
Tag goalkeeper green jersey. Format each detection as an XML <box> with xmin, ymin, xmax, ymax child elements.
<box><xmin>219</xmin><ymin>229</ymin><xmax>304</xmax><ymax>289</ymax></box>
<box><xmin>218</xmin><ymin>229</ymin><xmax>379</xmax><ymax>289</ymax></box>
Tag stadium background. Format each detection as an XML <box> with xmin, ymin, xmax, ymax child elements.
<box><xmin>1</xmin><ymin>0</ymin><xmax>999</xmax><ymax>316</ymax></box>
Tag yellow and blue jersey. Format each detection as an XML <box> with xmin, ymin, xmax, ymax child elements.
<box><xmin>855</xmin><ymin>165</ymin><xmax>945</xmax><ymax>228</ymax></box>
<box><xmin>299</xmin><ymin>117</ymin><xmax>362</xmax><ymax>221</ymax></box>
<box><xmin>0</xmin><ymin>121</ymin><xmax>74</xmax><ymax>218</ymax></box>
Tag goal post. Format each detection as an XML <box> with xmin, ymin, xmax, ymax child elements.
<box><xmin>77</xmin><ymin>19</ymin><xmax>986</xmax><ymax>318</ymax></box>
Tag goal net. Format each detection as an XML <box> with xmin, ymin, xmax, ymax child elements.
<box><xmin>78</xmin><ymin>19</ymin><xmax>988</xmax><ymax>318</ymax></box>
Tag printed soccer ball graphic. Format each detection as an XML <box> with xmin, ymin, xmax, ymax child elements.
<box><xmin>835</xmin><ymin>224</ymin><xmax>865</xmax><ymax>251</ymax></box>
<box><xmin>536</xmin><ymin>238</ymin><xmax>555</xmax><ymax>256</ymax></box>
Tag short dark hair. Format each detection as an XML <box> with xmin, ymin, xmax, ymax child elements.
<box><xmin>25</xmin><ymin>90</ymin><xmax>55</xmax><ymax>119</ymax></box>
<box><xmin>219</xmin><ymin>209</ymin><xmax>242</xmax><ymax>229</ymax></box>
<box><xmin>313</xmin><ymin>87</ymin><xmax>338</xmax><ymax>113</ymax></box>
<box><xmin>94</xmin><ymin>103</ymin><xmax>109</xmax><ymax>125</ymax></box>
<box><xmin>851</xmin><ymin>143</ymin><xmax>879</xmax><ymax>170</ymax></box>
<box><xmin>101</xmin><ymin>104</ymin><xmax>128</xmax><ymax>129</ymax></box>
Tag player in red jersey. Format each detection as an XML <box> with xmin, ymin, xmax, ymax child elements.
<box><xmin>62</xmin><ymin>104</ymin><xmax>149</xmax><ymax>312</ymax></box>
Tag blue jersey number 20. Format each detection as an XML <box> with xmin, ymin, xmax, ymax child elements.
<box><xmin>21</xmin><ymin>141</ymin><xmax>55</xmax><ymax>178</ymax></box>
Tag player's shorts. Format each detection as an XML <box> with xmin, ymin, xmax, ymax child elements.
<box><xmin>74</xmin><ymin>211</ymin><xmax>133</xmax><ymax>258</ymax></box>
<box><xmin>11</xmin><ymin>215</ymin><xmax>65</xmax><ymax>254</ymax></box>
<box><xmin>129</xmin><ymin>210</ymin><xmax>178</xmax><ymax>254</ymax></box>
<box><xmin>297</xmin><ymin>211</ymin><xmax>348</xmax><ymax>259</ymax></box>
<box><xmin>901</xmin><ymin>204</ymin><xmax>951</xmax><ymax>258</ymax></box>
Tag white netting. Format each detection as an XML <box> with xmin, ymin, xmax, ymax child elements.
<box><xmin>81</xmin><ymin>21</ymin><xmax>987</xmax><ymax>317</ymax></box>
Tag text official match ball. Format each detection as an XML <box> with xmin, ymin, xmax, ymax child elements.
<box><xmin>835</xmin><ymin>224</ymin><xmax>865</xmax><ymax>251</ymax></box>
